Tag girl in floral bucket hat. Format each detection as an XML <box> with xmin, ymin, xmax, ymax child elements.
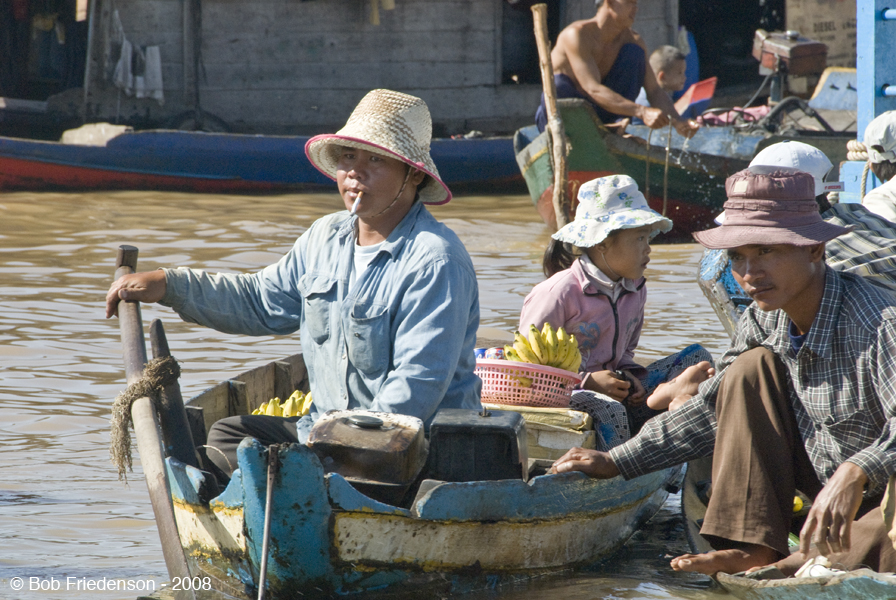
<box><xmin>519</xmin><ymin>175</ymin><xmax>714</xmax><ymax>445</ymax></box>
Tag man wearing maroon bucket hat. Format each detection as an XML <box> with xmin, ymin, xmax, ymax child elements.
<box><xmin>553</xmin><ymin>167</ymin><xmax>896</xmax><ymax>576</ymax></box>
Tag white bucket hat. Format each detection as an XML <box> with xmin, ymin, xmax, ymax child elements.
<box><xmin>304</xmin><ymin>89</ymin><xmax>451</xmax><ymax>205</ymax></box>
<box><xmin>552</xmin><ymin>175</ymin><xmax>673</xmax><ymax>247</ymax></box>
<box><xmin>750</xmin><ymin>141</ymin><xmax>834</xmax><ymax>196</ymax></box>
<box><xmin>714</xmin><ymin>140</ymin><xmax>841</xmax><ymax>225</ymax></box>
<box><xmin>864</xmin><ymin>110</ymin><xmax>896</xmax><ymax>164</ymax></box>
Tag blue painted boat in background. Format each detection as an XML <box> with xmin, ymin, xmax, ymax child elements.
<box><xmin>0</xmin><ymin>128</ymin><xmax>522</xmax><ymax>194</ymax></box>
<box><xmin>165</xmin><ymin>352</ymin><xmax>682</xmax><ymax>598</ymax></box>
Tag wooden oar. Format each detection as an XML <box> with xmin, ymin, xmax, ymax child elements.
<box><xmin>114</xmin><ymin>245</ymin><xmax>195</xmax><ymax>600</ymax></box>
<box><xmin>532</xmin><ymin>3</ymin><xmax>569</xmax><ymax>230</ymax></box>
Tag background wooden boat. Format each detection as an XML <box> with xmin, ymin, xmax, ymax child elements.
<box><xmin>0</xmin><ymin>128</ymin><xmax>522</xmax><ymax>194</ymax></box>
<box><xmin>151</xmin><ymin>351</ymin><xmax>684</xmax><ymax>598</ymax></box>
<box><xmin>681</xmin><ymin>458</ymin><xmax>896</xmax><ymax>599</ymax></box>
<box><xmin>513</xmin><ymin>99</ymin><xmax>853</xmax><ymax>239</ymax></box>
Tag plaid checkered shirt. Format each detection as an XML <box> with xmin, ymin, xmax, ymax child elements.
<box><xmin>610</xmin><ymin>266</ymin><xmax>896</xmax><ymax>495</ymax></box>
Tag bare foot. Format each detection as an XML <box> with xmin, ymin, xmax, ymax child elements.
<box><xmin>670</xmin><ymin>545</ymin><xmax>779</xmax><ymax>575</ymax></box>
<box><xmin>647</xmin><ymin>361</ymin><xmax>715</xmax><ymax>411</ymax></box>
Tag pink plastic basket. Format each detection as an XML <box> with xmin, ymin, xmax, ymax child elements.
<box><xmin>475</xmin><ymin>359</ymin><xmax>582</xmax><ymax>408</ymax></box>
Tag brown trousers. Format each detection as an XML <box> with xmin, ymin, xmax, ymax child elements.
<box><xmin>701</xmin><ymin>347</ymin><xmax>896</xmax><ymax>571</ymax></box>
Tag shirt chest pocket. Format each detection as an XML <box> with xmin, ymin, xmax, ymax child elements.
<box><xmin>298</xmin><ymin>275</ymin><xmax>338</xmax><ymax>344</ymax></box>
<box><xmin>346</xmin><ymin>302</ymin><xmax>390</xmax><ymax>375</ymax></box>
<box><xmin>821</xmin><ymin>410</ymin><xmax>879</xmax><ymax>457</ymax></box>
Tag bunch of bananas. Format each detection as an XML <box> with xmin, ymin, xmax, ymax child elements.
<box><xmin>252</xmin><ymin>389</ymin><xmax>313</xmax><ymax>418</ymax></box>
<box><xmin>505</xmin><ymin>323</ymin><xmax>582</xmax><ymax>373</ymax></box>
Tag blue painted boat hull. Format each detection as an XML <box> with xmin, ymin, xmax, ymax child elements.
<box><xmin>0</xmin><ymin>130</ymin><xmax>522</xmax><ymax>193</ymax></box>
<box><xmin>165</xmin><ymin>354</ymin><xmax>681</xmax><ymax>598</ymax></box>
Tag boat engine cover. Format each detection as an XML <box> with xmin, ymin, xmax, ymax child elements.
<box><xmin>426</xmin><ymin>408</ymin><xmax>528</xmax><ymax>482</ymax></box>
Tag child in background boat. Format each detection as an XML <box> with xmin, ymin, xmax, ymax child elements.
<box><xmin>635</xmin><ymin>45</ymin><xmax>688</xmax><ymax>109</ymax></box>
<box><xmin>518</xmin><ymin>175</ymin><xmax>714</xmax><ymax>449</ymax></box>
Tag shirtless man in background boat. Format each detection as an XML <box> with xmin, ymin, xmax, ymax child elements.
<box><xmin>105</xmin><ymin>89</ymin><xmax>481</xmax><ymax>483</ymax></box>
<box><xmin>552</xmin><ymin>167</ymin><xmax>896</xmax><ymax>577</ymax></box>
<box><xmin>535</xmin><ymin>0</ymin><xmax>698</xmax><ymax>138</ymax></box>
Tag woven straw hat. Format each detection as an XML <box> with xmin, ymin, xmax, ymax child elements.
<box><xmin>552</xmin><ymin>175</ymin><xmax>673</xmax><ymax>247</ymax></box>
<box><xmin>304</xmin><ymin>89</ymin><xmax>451</xmax><ymax>205</ymax></box>
<box><xmin>693</xmin><ymin>167</ymin><xmax>851</xmax><ymax>249</ymax></box>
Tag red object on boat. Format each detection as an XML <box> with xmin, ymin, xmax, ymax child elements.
<box><xmin>674</xmin><ymin>77</ymin><xmax>717</xmax><ymax>120</ymax></box>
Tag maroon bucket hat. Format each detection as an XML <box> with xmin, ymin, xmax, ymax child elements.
<box><xmin>693</xmin><ymin>167</ymin><xmax>852</xmax><ymax>249</ymax></box>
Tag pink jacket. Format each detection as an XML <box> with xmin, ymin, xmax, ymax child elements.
<box><xmin>518</xmin><ymin>257</ymin><xmax>646</xmax><ymax>373</ymax></box>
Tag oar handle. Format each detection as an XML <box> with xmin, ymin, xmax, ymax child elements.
<box><xmin>113</xmin><ymin>245</ymin><xmax>195</xmax><ymax>599</ymax></box>
<box><xmin>115</xmin><ymin>245</ymin><xmax>148</xmax><ymax>384</ymax></box>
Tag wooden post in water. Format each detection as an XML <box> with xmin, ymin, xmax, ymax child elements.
<box><xmin>114</xmin><ymin>245</ymin><xmax>195</xmax><ymax>600</ymax></box>
<box><xmin>532</xmin><ymin>3</ymin><xmax>569</xmax><ymax>230</ymax></box>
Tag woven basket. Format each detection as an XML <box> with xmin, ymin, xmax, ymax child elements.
<box><xmin>475</xmin><ymin>359</ymin><xmax>581</xmax><ymax>408</ymax></box>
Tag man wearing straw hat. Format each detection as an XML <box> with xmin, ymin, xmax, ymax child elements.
<box><xmin>106</xmin><ymin>89</ymin><xmax>481</xmax><ymax>480</ymax></box>
<box><xmin>552</xmin><ymin>167</ymin><xmax>896</xmax><ymax>576</ymax></box>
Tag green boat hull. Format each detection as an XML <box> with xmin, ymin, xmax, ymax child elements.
<box><xmin>513</xmin><ymin>99</ymin><xmax>851</xmax><ymax>240</ymax></box>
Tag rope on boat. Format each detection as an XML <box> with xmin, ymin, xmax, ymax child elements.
<box><xmin>846</xmin><ymin>140</ymin><xmax>872</xmax><ymax>200</ymax></box>
<box><xmin>109</xmin><ymin>355</ymin><xmax>181</xmax><ymax>482</ymax></box>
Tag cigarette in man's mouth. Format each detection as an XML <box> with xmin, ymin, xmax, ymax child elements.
<box><xmin>350</xmin><ymin>191</ymin><xmax>363</xmax><ymax>215</ymax></box>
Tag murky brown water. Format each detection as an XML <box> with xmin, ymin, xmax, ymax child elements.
<box><xmin>0</xmin><ymin>191</ymin><xmax>731</xmax><ymax>599</ymax></box>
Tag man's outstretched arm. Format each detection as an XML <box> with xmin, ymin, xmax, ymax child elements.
<box><xmin>560</xmin><ymin>28</ymin><xmax>668</xmax><ymax>129</ymax></box>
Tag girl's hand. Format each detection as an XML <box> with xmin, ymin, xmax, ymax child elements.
<box><xmin>583</xmin><ymin>370</ymin><xmax>634</xmax><ymax>402</ymax></box>
<box><xmin>620</xmin><ymin>371</ymin><xmax>647</xmax><ymax>404</ymax></box>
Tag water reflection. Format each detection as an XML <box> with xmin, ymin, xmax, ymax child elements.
<box><xmin>0</xmin><ymin>191</ymin><xmax>730</xmax><ymax>599</ymax></box>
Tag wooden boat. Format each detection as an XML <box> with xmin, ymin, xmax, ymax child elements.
<box><xmin>159</xmin><ymin>352</ymin><xmax>683</xmax><ymax>598</ymax></box>
<box><xmin>513</xmin><ymin>98</ymin><xmax>853</xmax><ymax>239</ymax></box>
<box><xmin>681</xmin><ymin>458</ymin><xmax>896</xmax><ymax>599</ymax></box>
<box><xmin>113</xmin><ymin>248</ymin><xmax>682</xmax><ymax>598</ymax></box>
<box><xmin>0</xmin><ymin>127</ymin><xmax>522</xmax><ymax>194</ymax></box>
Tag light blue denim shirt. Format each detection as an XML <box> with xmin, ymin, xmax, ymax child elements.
<box><xmin>160</xmin><ymin>201</ymin><xmax>482</xmax><ymax>441</ymax></box>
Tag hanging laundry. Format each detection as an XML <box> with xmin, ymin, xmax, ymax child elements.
<box><xmin>113</xmin><ymin>38</ymin><xmax>133</xmax><ymax>92</ymax></box>
<box><xmin>140</xmin><ymin>46</ymin><xmax>164</xmax><ymax>105</ymax></box>
<box><xmin>109</xmin><ymin>11</ymin><xmax>164</xmax><ymax>105</ymax></box>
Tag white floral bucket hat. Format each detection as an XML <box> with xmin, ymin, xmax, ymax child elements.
<box><xmin>304</xmin><ymin>89</ymin><xmax>451</xmax><ymax>205</ymax></box>
<box><xmin>552</xmin><ymin>175</ymin><xmax>673</xmax><ymax>247</ymax></box>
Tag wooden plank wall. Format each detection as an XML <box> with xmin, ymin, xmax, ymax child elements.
<box><xmin>86</xmin><ymin>0</ymin><xmax>676</xmax><ymax>135</ymax></box>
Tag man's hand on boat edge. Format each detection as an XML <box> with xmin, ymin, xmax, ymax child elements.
<box><xmin>551</xmin><ymin>447</ymin><xmax>620</xmax><ymax>478</ymax></box>
<box><xmin>106</xmin><ymin>271</ymin><xmax>167</xmax><ymax>318</ymax></box>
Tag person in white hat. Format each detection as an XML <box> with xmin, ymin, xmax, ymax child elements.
<box><xmin>105</xmin><ymin>89</ymin><xmax>482</xmax><ymax>483</ymax></box>
<box><xmin>518</xmin><ymin>175</ymin><xmax>714</xmax><ymax>446</ymax></box>
<box><xmin>745</xmin><ymin>140</ymin><xmax>896</xmax><ymax>294</ymax></box>
<box><xmin>861</xmin><ymin>110</ymin><xmax>896</xmax><ymax>223</ymax></box>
